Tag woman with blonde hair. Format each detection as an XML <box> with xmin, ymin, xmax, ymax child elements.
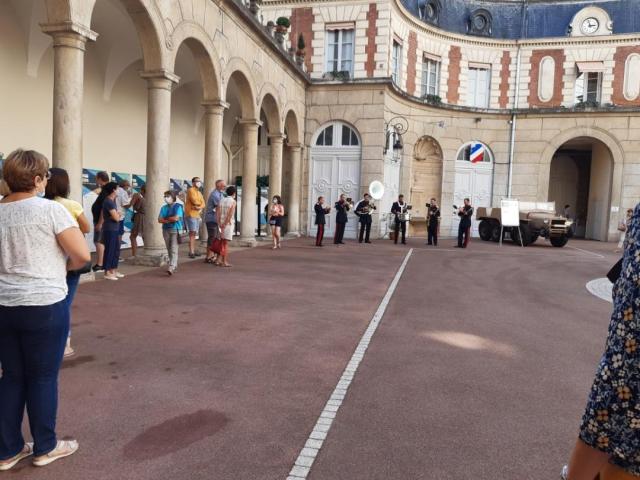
<box><xmin>0</xmin><ymin>149</ymin><xmax>90</xmax><ymax>470</ymax></box>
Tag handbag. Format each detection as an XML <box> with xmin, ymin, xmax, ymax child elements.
<box><xmin>618</xmin><ymin>222</ymin><xmax>627</xmax><ymax>232</ymax></box>
<box><xmin>607</xmin><ymin>258</ymin><xmax>623</xmax><ymax>284</ymax></box>
<box><xmin>210</xmin><ymin>237</ymin><xmax>223</xmax><ymax>254</ymax></box>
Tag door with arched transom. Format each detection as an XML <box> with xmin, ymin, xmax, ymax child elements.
<box><xmin>309</xmin><ymin>122</ymin><xmax>361</xmax><ymax>239</ymax></box>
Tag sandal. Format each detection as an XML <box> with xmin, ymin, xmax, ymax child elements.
<box><xmin>33</xmin><ymin>440</ymin><xmax>79</xmax><ymax>467</ymax></box>
<box><xmin>0</xmin><ymin>443</ymin><xmax>33</xmax><ymax>471</ymax></box>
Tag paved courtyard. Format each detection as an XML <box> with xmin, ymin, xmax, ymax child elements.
<box><xmin>11</xmin><ymin>236</ymin><xmax>619</xmax><ymax>480</ymax></box>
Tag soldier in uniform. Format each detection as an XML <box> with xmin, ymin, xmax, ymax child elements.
<box><xmin>334</xmin><ymin>194</ymin><xmax>351</xmax><ymax>244</ymax></box>
<box><xmin>314</xmin><ymin>196</ymin><xmax>330</xmax><ymax>247</ymax></box>
<box><xmin>426</xmin><ymin>198</ymin><xmax>440</xmax><ymax>246</ymax></box>
<box><xmin>355</xmin><ymin>193</ymin><xmax>375</xmax><ymax>243</ymax></box>
<box><xmin>391</xmin><ymin>194</ymin><xmax>409</xmax><ymax>245</ymax></box>
<box><xmin>456</xmin><ymin>198</ymin><xmax>474</xmax><ymax>248</ymax></box>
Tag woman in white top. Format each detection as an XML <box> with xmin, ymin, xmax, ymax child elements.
<box><xmin>215</xmin><ymin>185</ymin><xmax>237</xmax><ymax>267</ymax></box>
<box><xmin>0</xmin><ymin>149</ymin><xmax>90</xmax><ymax>471</ymax></box>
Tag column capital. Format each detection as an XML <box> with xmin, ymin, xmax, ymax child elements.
<box><xmin>287</xmin><ymin>142</ymin><xmax>303</xmax><ymax>151</ymax></box>
<box><xmin>140</xmin><ymin>70</ymin><xmax>180</xmax><ymax>90</ymax></box>
<box><xmin>41</xmin><ymin>22</ymin><xmax>98</xmax><ymax>50</ymax></box>
<box><xmin>201</xmin><ymin>100</ymin><xmax>230</xmax><ymax>115</ymax></box>
<box><xmin>268</xmin><ymin>133</ymin><xmax>286</xmax><ymax>144</ymax></box>
<box><xmin>239</xmin><ymin>118</ymin><xmax>263</xmax><ymax>127</ymax></box>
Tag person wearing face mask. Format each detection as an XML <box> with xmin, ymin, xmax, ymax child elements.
<box><xmin>185</xmin><ymin>177</ymin><xmax>205</xmax><ymax>259</ymax></box>
<box><xmin>314</xmin><ymin>196</ymin><xmax>330</xmax><ymax>247</ymax></box>
<box><xmin>204</xmin><ymin>180</ymin><xmax>226</xmax><ymax>264</ymax></box>
<box><xmin>269</xmin><ymin>195</ymin><xmax>285</xmax><ymax>249</ymax></box>
<box><xmin>101</xmin><ymin>182</ymin><xmax>124</xmax><ymax>281</ymax></box>
<box><xmin>158</xmin><ymin>191</ymin><xmax>185</xmax><ymax>276</ymax></box>
<box><xmin>0</xmin><ymin>149</ymin><xmax>90</xmax><ymax>470</ymax></box>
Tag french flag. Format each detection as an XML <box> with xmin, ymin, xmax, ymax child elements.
<box><xmin>470</xmin><ymin>143</ymin><xmax>484</xmax><ymax>163</ymax></box>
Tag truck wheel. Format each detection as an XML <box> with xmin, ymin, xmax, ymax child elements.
<box><xmin>550</xmin><ymin>235</ymin><xmax>569</xmax><ymax>248</ymax></box>
<box><xmin>478</xmin><ymin>220</ymin><xmax>492</xmax><ymax>241</ymax></box>
<box><xmin>490</xmin><ymin>224</ymin><xmax>501</xmax><ymax>242</ymax></box>
<box><xmin>512</xmin><ymin>225</ymin><xmax>533</xmax><ymax>246</ymax></box>
<box><xmin>530</xmin><ymin>234</ymin><xmax>539</xmax><ymax>244</ymax></box>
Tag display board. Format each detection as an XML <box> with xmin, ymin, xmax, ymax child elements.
<box><xmin>501</xmin><ymin>199</ymin><xmax>520</xmax><ymax>227</ymax></box>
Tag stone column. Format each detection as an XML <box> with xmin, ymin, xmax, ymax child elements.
<box><xmin>42</xmin><ymin>23</ymin><xmax>97</xmax><ymax>203</ymax></box>
<box><xmin>287</xmin><ymin>143</ymin><xmax>303</xmax><ymax>236</ymax></box>
<box><xmin>239</xmin><ymin>119</ymin><xmax>261</xmax><ymax>246</ymax></box>
<box><xmin>268</xmin><ymin>133</ymin><xmax>285</xmax><ymax>199</ymax></box>
<box><xmin>136</xmin><ymin>70</ymin><xmax>180</xmax><ymax>265</ymax></box>
<box><xmin>200</xmin><ymin>101</ymin><xmax>228</xmax><ymax>247</ymax></box>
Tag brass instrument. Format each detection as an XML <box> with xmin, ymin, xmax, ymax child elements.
<box><xmin>359</xmin><ymin>200</ymin><xmax>377</xmax><ymax>215</ymax></box>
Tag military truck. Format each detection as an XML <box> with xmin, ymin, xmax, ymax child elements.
<box><xmin>476</xmin><ymin>202</ymin><xmax>573</xmax><ymax>247</ymax></box>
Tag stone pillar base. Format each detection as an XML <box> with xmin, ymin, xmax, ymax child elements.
<box><xmin>234</xmin><ymin>237</ymin><xmax>257</xmax><ymax>247</ymax></box>
<box><xmin>131</xmin><ymin>252</ymin><xmax>168</xmax><ymax>267</ymax></box>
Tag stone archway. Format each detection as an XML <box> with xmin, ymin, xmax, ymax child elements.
<box><xmin>549</xmin><ymin>137</ymin><xmax>614</xmax><ymax>241</ymax></box>
<box><xmin>541</xmin><ymin>126</ymin><xmax>624</xmax><ymax>241</ymax></box>
<box><xmin>409</xmin><ymin>136</ymin><xmax>443</xmax><ymax>236</ymax></box>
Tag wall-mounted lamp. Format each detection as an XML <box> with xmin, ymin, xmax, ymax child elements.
<box><xmin>383</xmin><ymin>116</ymin><xmax>409</xmax><ymax>155</ymax></box>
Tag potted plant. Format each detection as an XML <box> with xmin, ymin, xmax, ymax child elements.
<box><xmin>275</xmin><ymin>17</ymin><xmax>290</xmax><ymax>33</ymax></box>
<box><xmin>422</xmin><ymin>94</ymin><xmax>442</xmax><ymax>105</ymax></box>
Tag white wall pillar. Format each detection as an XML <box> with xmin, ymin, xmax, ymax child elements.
<box><xmin>287</xmin><ymin>143</ymin><xmax>303</xmax><ymax>235</ymax></box>
<box><xmin>43</xmin><ymin>23</ymin><xmax>97</xmax><ymax>203</ymax></box>
<box><xmin>268</xmin><ymin>134</ymin><xmax>285</xmax><ymax>199</ymax></box>
<box><xmin>239</xmin><ymin>119</ymin><xmax>261</xmax><ymax>245</ymax></box>
<box><xmin>137</xmin><ymin>70</ymin><xmax>180</xmax><ymax>264</ymax></box>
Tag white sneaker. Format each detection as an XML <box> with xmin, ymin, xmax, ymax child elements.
<box><xmin>560</xmin><ymin>465</ymin><xmax>569</xmax><ymax>480</ymax></box>
<box><xmin>104</xmin><ymin>274</ymin><xmax>118</xmax><ymax>281</ymax></box>
<box><xmin>115</xmin><ymin>272</ymin><xmax>125</xmax><ymax>278</ymax></box>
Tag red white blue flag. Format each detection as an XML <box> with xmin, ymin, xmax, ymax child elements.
<box><xmin>470</xmin><ymin>142</ymin><xmax>485</xmax><ymax>163</ymax></box>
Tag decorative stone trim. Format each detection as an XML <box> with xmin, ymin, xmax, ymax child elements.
<box><xmin>527</xmin><ymin>49</ymin><xmax>565</xmax><ymax>108</ymax></box>
<box><xmin>447</xmin><ymin>46</ymin><xmax>461</xmax><ymax>104</ymax></box>
<box><xmin>406</xmin><ymin>31</ymin><xmax>417</xmax><ymax>95</ymax></box>
<box><xmin>612</xmin><ymin>46</ymin><xmax>640</xmax><ymax>106</ymax></box>
<box><xmin>365</xmin><ymin>3</ymin><xmax>378</xmax><ymax>77</ymax></box>
<box><xmin>498</xmin><ymin>50</ymin><xmax>511</xmax><ymax>108</ymax></box>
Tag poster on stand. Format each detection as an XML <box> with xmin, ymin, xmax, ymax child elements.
<box><xmin>132</xmin><ymin>174</ymin><xmax>146</xmax><ymax>193</ymax></box>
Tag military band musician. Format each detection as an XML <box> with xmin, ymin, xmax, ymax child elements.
<box><xmin>426</xmin><ymin>198</ymin><xmax>440</xmax><ymax>246</ymax></box>
<box><xmin>391</xmin><ymin>194</ymin><xmax>410</xmax><ymax>245</ymax></box>
<box><xmin>314</xmin><ymin>196</ymin><xmax>330</xmax><ymax>247</ymax></box>
<box><xmin>456</xmin><ymin>198</ymin><xmax>474</xmax><ymax>248</ymax></box>
<box><xmin>355</xmin><ymin>193</ymin><xmax>375</xmax><ymax>243</ymax></box>
<box><xmin>334</xmin><ymin>194</ymin><xmax>352</xmax><ymax>244</ymax></box>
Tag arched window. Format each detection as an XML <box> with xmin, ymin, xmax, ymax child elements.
<box><xmin>315</xmin><ymin>122</ymin><xmax>359</xmax><ymax>147</ymax></box>
<box><xmin>457</xmin><ymin>142</ymin><xmax>493</xmax><ymax>163</ymax></box>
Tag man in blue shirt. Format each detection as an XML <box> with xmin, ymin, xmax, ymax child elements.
<box><xmin>204</xmin><ymin>179</ymin><xmax>226</xmax><ymax>263</ymax></box>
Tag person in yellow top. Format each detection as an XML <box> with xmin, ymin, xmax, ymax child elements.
<box><xmin>44</xmin><ymin>168</ymin><xmax>91</xmax><ymax>359</ymax></box>
<box><xmin>185</xmin><ymin>176</ymin><xmax>205</xmax><ymax>258</ymax></box>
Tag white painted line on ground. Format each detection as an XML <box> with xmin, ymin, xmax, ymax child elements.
<box><xmin>286</xmin><ymin>248</ymin><xmax>414</xmax><ymax>480</ymax></box>
<box><xmin>586</xmin><ymin>277</ymin><xmax>613</xmax><ymax>303</ymax></box>
<box><xmin>567</xmin><ymin>245</ymin><xmax>605</xmax><ymax>259</ymax></box>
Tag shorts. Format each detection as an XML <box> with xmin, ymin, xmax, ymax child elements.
<box><xmin>118</xmin><ymin>220</ymin><xmax>125</xmax><ymax>236</ymax></box>
<box><xmin>270</xmin><ymin>216</ymin><xmax>283</xmax><ymax>228</ymax></box>
<box><xmin>186</xmin><ymin>217</ymin><xmax>201</xmax><ymax>233</ymax></box>
<box><xmin>131</xmin><ymin>213</ymin><xmax>144</xmax><ymax>236</ymax></box>
<box><xmin>93</xmin><ymin>228</ymin><xmax>102</xmax><ymax>244</ymax></box>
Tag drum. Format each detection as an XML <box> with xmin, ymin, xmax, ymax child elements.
<box><xmin>398</xmin><ymin>213</ymin><xmax>411</xmax><ymax>222</ymax></box>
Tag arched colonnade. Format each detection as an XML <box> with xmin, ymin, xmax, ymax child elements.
<box><xmin>41</xmin><ymin>0</ymin><xmax>305</xmax><ymax>262</ymax></box>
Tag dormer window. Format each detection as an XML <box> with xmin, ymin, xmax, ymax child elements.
<box><xmin>418</xmin><ymin>0</ymin><xmax>440</xmax><ymax>26</ymax></box>
<box><xmin>468</xmin><ymin>9</ymin><xmax>492</xmax><ymax>37</ymax></box>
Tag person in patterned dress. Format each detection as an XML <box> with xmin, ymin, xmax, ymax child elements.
<box><xmin>563</xmin><ymin>203</ymin><xmax>640</xmax><ymax>479</ymax></box>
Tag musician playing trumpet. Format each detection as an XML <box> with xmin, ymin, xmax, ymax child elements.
<box><xmin>391</xmin><ymin>194</ymin><xmax>410</xmax><ymax>245</ymax></box>
<box><xmin>355</xmin><ymin>193</ymin><xmax>376</xmax><ymax>244</ymax></box>
<box><xmin>333</xmin><ymin>194</ymin><xmax>353</xmax><ymax>245</ymax></box>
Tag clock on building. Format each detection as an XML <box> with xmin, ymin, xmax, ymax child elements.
<box><xmin>581</xmin><ymin>17</ymin><xmax>599</xmax><ymax>35</ymax></box>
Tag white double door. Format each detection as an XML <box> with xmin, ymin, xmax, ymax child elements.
<box><xmin>309</xmin><ymin>147</ymin><xmax>361</xmax><ymax>239</ymax></box>
<box><xmin>450</xmin><ymin>162</ymin><xmax>493</xmax><ymax>237</ymax></box>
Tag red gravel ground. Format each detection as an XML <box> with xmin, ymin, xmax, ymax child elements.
<box><xmin>7</xmin><ymin>237</ymin><xmax>620</xmax><ymax>480</ymax></box>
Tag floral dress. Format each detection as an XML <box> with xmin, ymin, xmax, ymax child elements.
<box><xmin>579</xmin><ymin>203</ymin><xmax>640</xmax><ymax>474</ymax></box>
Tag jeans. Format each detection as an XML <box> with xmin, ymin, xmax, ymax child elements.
<box><xmin>65</xmin><ymin>271</ymin><xmax>81</xmax><ymax>339</ymax></box>
<box><xmin>163</xmin><ymin>229</ymin><xmax>179</xmax><ymax>271</ymax></box>
<box><xmin>0</xmin><ymin>300</ymin><xmax>69</xmax><ymax>458</ymax></box>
